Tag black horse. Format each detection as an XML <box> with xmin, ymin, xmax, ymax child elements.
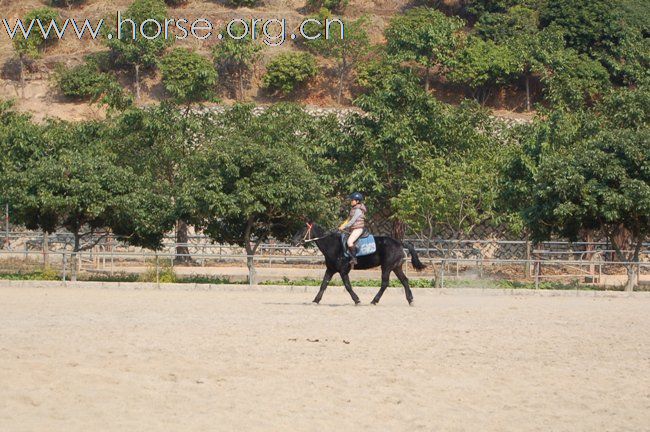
<box><xmin>291</xmin><ymin>223</ymin><xmax>426</xmax><ymax>305</ymax></box>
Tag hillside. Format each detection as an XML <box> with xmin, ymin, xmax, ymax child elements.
<box><xmin>0</xmin><ymin>0</ymin><xmax>542</xmax><ymax>121</ymax></box>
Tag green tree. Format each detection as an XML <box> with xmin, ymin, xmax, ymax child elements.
<box><xmin>49</xmin><ymin>0</ymin><xmax>87</xmax><ymax>7</ymax></box>
<box><xmin>539</xmin><ymin>0</ymin><xmax>624</xmax><ymax>56</ymax></box>
<box><xmin>112</xmin><ymin>103</ymin><xmax>216</xmax><ymax>263</ymax></box>
<box><xmin>160</xmin><ymin>48</ymin><xmax>218</xmax><ymax>105</ymax></box>
<box><xmin>537</xmin><ymin>48</ymin><xmax>610</xmax><ymax>109</ymax></box>
<box><xmin>393</xmin><ymin>153</ymin><xmax>502</xmax><ymax>245</ymax></box>
<box><xmin>339</xmin><ymin>70</ymin><xmax>494</xmax><ymax>238</ymax></box>
<box><xmin>224</xmin><ymin>0</ymin><xmax>261</xmax><ymax>7</ymax></box>
<box><xmin>304</xmin><ymin>11</ymin><xmax>370</xmax><ymax>103</ymax></box>
<box><xmin>105</xmin><ymin>0</ymin><xmax>170</xmax><ymax>101</ymax></box>
<box><xmin>12</xmin><ymin>8</ymin><xmax>60</xmax><ymax>95</ymax></box>
<box><xmin>502</xmin><ymin>86</ymin><xmax>649</xmax><ymax>290</ymax></box>
<box><xmin>447</xmin><ymin>36</ymin><xmax>522</xmax><ymax>104</ymax></box>
<box><xmin>194</xmin><ymin>104</ymin><xmax>337</xmax><ymax>283</ymax></box>
<box><xmin>475</xmin><ymin>5</ymin><xmax>539</xmax><ymax>43</ymax></box>
<box><xmin>306</xmin><ymin>0</ymin><xmax>348</xmax><ymax>12</ymax></box>
<box><xmin>385</xmin><ymin>7</ymin><xmax>465</xmax><ymax>91</ymax></box>
<box><xmin>262</xmin><ymin>52</ymin><xmax>319</xmax><ymax>96</ymax></box>
<box><xmin>164</xmin><ymin>0</ymin><xmax>188</xmax><ymax>6</ymax></box>
<box><xmin>528</xmin><ymin>129</ymin><xmax>649</xmax><ymax>291</ymax></box>
<box><xmin>3</xmin><ymin>120</ymin><xmax>169</xmax><ymax>280</ymax></box>
<box><xmin>213</xmin><ymin>24</ymin><xmax>262</xmax><ymax>100</ymax></box>
<box><xmin>53</xmin><ymin>62</ymin><xmax>133</xmax><ymax>111</ymax></box>
<box><xmin>0</xmin><ymin>101</ymin><xmax>43</xmax><ymax>206</ymax></box>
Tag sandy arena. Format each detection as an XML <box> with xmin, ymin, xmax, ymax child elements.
<box><xmin>1</xmin><ymin>284</ymin><xmax>649</xmax><ymax>431</ymax></box>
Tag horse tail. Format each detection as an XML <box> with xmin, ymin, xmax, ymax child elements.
<box><xmin>404</xmin><ymin>242</ymin><xmax>427</xmax><ymax>271</ymax></box>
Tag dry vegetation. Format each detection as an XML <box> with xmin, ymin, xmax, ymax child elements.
<box><xmin>0</xmin><ymin>0</ymin><xmax>535</xmax><ymax>121</ymax></box>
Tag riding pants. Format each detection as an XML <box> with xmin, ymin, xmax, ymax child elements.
<box><xmin>347</xmin><ymin>228</ymin><xmax>364</xmax><ymax>248</ymax></box>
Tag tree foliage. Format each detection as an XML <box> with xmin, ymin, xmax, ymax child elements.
<box><xmin>385</xmin><ymin>7</ymin><xmax>465</xmax><ymax>90</ymax></box>
<box><xmin>503</xmin><ymin>86</ymin><xmax>649</xmax><ymax>289</ymax></box>
<box><xmin>105</xmin><ymin>0</ymin><xmax>171</xmax><ymax>100</ymax></box>
<box><xmin>2</xmin><ymin>119</ymin><xmax>170</xmax><ymax>281</ymax></box>
<box><xmin>262</xmin><ymin>52</ymin><xmax>319</xmax><ymax>96</ymax></box>
<box><xmin>49</xmin><ymin>0</ymin><xmax>87</xmax><ymax>7</ymax></box>
<box><xmin>304</xmin><ymin>11</ymin><xmax>369</xmax><ymax>103</ymax></box>
<box><xmin>160</xmin><ymin>48</ymin><xmax>218</xmax><ymax>105</ymax></box>
<box><xmin>13</xmin><ymin>8</ymin><xmax>60</xmax><ymax>59</ymax></box>
<box><xmin>213</xmin><ymin>23</ymin><xmax>262</xmax><ymax>100</ymax></box>
<box><xmin>447</xmin><ymin>36</ymin><xmax>522</xmax><ymax>104</ymax></box>
<box><xmin>53</xmin><ymin>61</ymin><xmax>133</xmax><ymax>110</ymax></box>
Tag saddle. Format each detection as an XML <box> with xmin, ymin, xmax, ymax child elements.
<box><xmin>342</xmin><ymin>228</ymin><xmax>376</xmax><ymax>257</ymax></box>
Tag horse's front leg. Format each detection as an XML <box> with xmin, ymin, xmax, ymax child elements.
<box><xmin>371</xmin><ymin>268</ymin><xmax>391</xmax><ymax>305</ymax></box>
<box><xmin>340</xmin><ymin>272</ymin><xmax>361</xmax><ymax>305</ymax></box>
<box><xmin>313</xmin><ymin>269</ymin><xmax>335</xmax><ymax>304</ymax></box>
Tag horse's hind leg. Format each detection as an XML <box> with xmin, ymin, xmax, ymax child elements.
<box><xmin>313</xmin><ymin>269</ymin><xmax>335</xmax><ymax>304</ymax></box>
<box><xmin>394</xmin><ymin>266</ymin><xmax>414</xmax><ymax>305</ymax></box>
<box><xmin>371</xmin><ymin>268</ymin><xmax>391</xmax><ymax>305</ymax></box>
<box><xmin>340</xmin><ymin>272</ymin><xmax>360</xmax><ymax>305</ymax></box>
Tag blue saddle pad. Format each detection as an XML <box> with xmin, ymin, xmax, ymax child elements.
<box><xmin>342</xmin><ymin>234</ymin><xmax>376</xmax><ymax>257</ymax></box>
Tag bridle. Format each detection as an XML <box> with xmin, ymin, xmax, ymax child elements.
<box><xmin>300</xmin><ymin>222</ymin><xmax>335</xmax><ymax>245</ymax></box>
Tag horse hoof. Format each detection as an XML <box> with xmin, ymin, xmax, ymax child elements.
<box><xmin>408</xmin><ymin>301</ymin><xmax>415</xmax><ymax>307</ymax></box>
<box><xmin>312</xmin><ymin>300</ymin><xmax>320</xmax><ymax>305</ymax></box>
<box><xmin>354</xmin><ymin>301</ymin><xmax>361</xmax><ymax>306</ymax></box>
<box><xmin>370</xmin><ymin>301</ymin><xmax>378</xmax><ymax>306</ymax></box>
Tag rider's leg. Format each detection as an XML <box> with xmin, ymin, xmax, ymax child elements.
<box><xmin>347</xmin><ymin>228</ymin><xmax>363</xmax><ymax>264</ymax></box>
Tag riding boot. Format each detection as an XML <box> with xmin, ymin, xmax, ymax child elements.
<box><xmin>348</xmin><ymin>246</ymin><xmax>358</xmax><ymax>266</ymax></box>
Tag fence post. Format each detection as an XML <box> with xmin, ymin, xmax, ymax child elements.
<box><xmin>440</xmin><ymin>259</ymin><xmax>445</xmax><ymax>289</ymax></box>
<box><xmin>62</xmin><ymin>252</ymin><xmax>67</xmax><ymax>284</ymax></box>
<box><xmin>525</xmin><ymin>239</ymin><xmax>531</xmax><ymax>277</ymax></box>
<box><xmin>4</xmin><ymin>203</ymin><xmax>9</xmax><ymax>250</ymax></box>
<box><xmin>534</xmin><ymin>259</ymin><xmax>540</xmax><ymax>290</ymax></box>
<box><xmin>42</xmin><ymin>231</ymin><xmax>49</xmax><ymax>268</ymax></box>
<box><xmin>155</xmin><ymin>253</ymin><xmax>160</xmax><ymax>287</ymax></box>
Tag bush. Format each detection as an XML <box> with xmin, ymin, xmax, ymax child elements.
<box><xmin>225</xmin><ymin>0</ymin><xmax>261</xmax><ymax>7</ymax></box>
<box><xmin>54</xmin><ymin>61</ymin><xmax>133</xmax><ymax>109</ymax></box>
<box><xmin>139</xmin><ymin>262</ymin><xmax>177</xmax><ymax>283</ymax></box>
<box><xmin>13</xmin><ymin>8</ymin><xmax>60</xmax><ymax>58</ymax></box>
<box><xmin>306</xmin><ymin>0</ymin><xmax>348</xmax><ymax>12</ymax></box>
<box><xmin>160</xmin><ymin>48</ymin><xmax>218</xmax><ymax>104</ymax></box>
<box><xmin>164</xmin><ymin>0</ymin><xmax>189</xmax><ymax>6</ymax></box>
<box><xmin>49</xmin><ymin>0</ymin><xmax>87</xmax><ymax>7</ymax></box>
<box><xmin>54</xmin><ymin>63</ymin><xmax>113</xmax><ymax>100</ymax></box>
<box><xmin>262</xmin><ymin>52</ymin><xmax>318</xmax><ymax>95</ymax></box>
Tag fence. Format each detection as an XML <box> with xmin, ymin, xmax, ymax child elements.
<box><xmin>1</xmin><ymin>235</ymin><xmax>648</xmax><ymax>290</ymax></box>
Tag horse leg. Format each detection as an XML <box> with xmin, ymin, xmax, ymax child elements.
<box><xmin>313</xmin><ymin>269</ymin><xmax>335</xmax><ymax>304</ymax></box>
<box><xmin>340</xmin><ymin>272</ymin><xmax>360</xmax><ymax>305</ymax></box>
<box><xmin>394</xmin><ymin>266</ymin><xmax>414</xmax><ymax>306</ymax></box>
<box><xmin>371</xmin><ymin>268</ymin><xmax>391</xmax><ymax>305</ymax></box>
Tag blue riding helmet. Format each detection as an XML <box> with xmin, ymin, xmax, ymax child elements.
<box><xmin>348</xmin><ymin>192</ymin><xmax>364</xmax><ymax>202</ymax></box>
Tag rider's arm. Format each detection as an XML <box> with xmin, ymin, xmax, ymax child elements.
<box><xmin>340</xmin><ymin>209</ymin><xmax>362</xmax><ymax>230</ymax></box>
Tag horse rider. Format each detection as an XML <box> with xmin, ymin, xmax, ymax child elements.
<box><xmin>338</xmin><ymin>192</ymin><xmax>367</xmax><ymax>265</ymax></box>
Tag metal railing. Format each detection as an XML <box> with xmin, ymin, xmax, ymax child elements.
<box><xmin>1</xmin><ymin>247</ymin><xmax>648</xmax><ymax>291</ymax></box>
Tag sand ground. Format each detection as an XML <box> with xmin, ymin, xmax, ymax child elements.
<box><xmin>1</xmin><ymin>285</ymin><xmax>649</xmax><ymax>432</ymax></box>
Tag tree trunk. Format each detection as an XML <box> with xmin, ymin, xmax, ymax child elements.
<box><xmin>246</xmin><ymin>249</ymin><xmax>256</xmax><ymax>286</ymax></box>
<box><xmin>71</xmin><ymin>231</ymin><xmax>80</xmax><ymax>282</ymax></box>
<box><xmin>19</xmin><ymin>55</ymin><xmax>25</xmax><ymax>99</ymax></box>
<box><xmin>134</xmin><ymin>64</ymin><xmax>141</xmax><ymax>101</ymax></box>
<box><xmin>625</xmin><ymin>266</ymin><xmax>638</xmax><ymax>292</ymax></box>
<box><xmin>337</xmin><ymin>55</ymin><xmax>347</xmax><ymax>104</ymax></box>
<box><xmin>525</xmin><ymin>75</ymin><xmax>531</xmax><ymax>112</ymax></box>
<box><xmin>238</xmin><ymin>70</ymin><xmax>245</xmax><ymax>101</ymax></box>
<box><xmin>424</xmin><ymin>65</ymin><xmax>430</xmax><ymax>92</ymax></box>
<box><xmin>174</xmin><ymin>219</ymin><xmax>193</xmax><ymax>264</ymax></box>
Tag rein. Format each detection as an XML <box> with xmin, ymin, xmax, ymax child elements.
<box><xmin>301</xmin><ymin>223</ymin><xmax>336</xmax><ymax>244</ymax></box>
